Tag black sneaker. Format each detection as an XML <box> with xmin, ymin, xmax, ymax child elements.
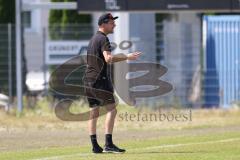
<box><xmin>92</xmin><ymin>145</ymin><xmax>103</xmax><ymax>154</ymax></box>
<box><xmin>103</xmin><ymin>144</ymin><xmax>126</xmax><ymax>153</ymax></box>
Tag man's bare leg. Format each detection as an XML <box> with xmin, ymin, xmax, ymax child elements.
<box><xmin>105</xmin><ymin>103</ymin><xmax>117</xmax><ymax>134</ymax></box>
<box><xmin>89</xmin><ymin>107</ymin><xmax>100</xmax><ymax>135</ymax></box>
<box><xmin>103</xmin><ymin>103</ymin><xmax>125</xmax><ymax>153</ymax></box>
<box><xmin>88</xmin><ymin>107</ymin><xmax>103</xmax><ymax>153</ymax></box>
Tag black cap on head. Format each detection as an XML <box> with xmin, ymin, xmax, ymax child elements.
<box><xmin>98</xmin><ymin>13</ymin><xmax>118</xmax><ymax>26</ymax></box>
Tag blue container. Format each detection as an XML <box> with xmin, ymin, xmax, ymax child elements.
<box><xmin>203</xmin><ymin>15</ymin><xmax>240</xmax><ymax>108</ymax></box>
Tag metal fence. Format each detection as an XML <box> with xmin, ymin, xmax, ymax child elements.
<box><xmin>0</xmin><ymin>17</ymin><xmax>239</xmax><ymax>111</ymax></box>
<box><xmin>144</xmin><ymin>20</ymin><xmax>203</xmax><ymax>108</ymax></box>
<box><xmin>0</xmin><ymin>24</ymin><xmax>16</xmax><ymax>111</ymax></box>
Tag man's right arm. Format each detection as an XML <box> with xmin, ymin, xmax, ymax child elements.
<box><xmin>103</xmin><ymin>51</ymin><xmax>141</xmax><ymax>63</ymax></box>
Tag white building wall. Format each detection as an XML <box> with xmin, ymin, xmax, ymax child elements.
<box><xmin>163</xmin><ymin>12</ymin><xmax>201</xmax><ymax>106</ymax></box>
<box><xmin>129</xmin><ymin>13</ymin><xmax>156</xmax><ymax>62</ymax></box>
<box><xmin>23</xmin><ymin>0</ymin><xmax>49</xmax><ymax>71</ymax></box>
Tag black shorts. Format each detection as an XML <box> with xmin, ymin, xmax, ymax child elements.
<box><xmin>84</xmin><ymin>76</ymin><xmax>115</xmax><ymax>108</ymax></box>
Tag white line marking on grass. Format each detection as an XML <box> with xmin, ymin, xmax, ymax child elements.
<box><xmin>32</xmin><ymin>137</ymin><xmax>240</xmax><ymax>160</ymax></box>
<box><xmin>130</xmin><ymin>137</ymin><xmax>240</xmax><ymax>151</ymax></box>
<box><xmin>32</xmin><ymin>153</ymin><xmax>92</xmax><ymax>160</ymax></box>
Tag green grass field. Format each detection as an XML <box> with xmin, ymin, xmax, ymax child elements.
<box><xmin>1</xmin><ymin>130</ymin><xmax>240</xmax><ymax>160</ymax></box>
<box><xmin>0</xmin><ymin>102</ymin><xmax>240</xmax><ymax>160</ymax></box>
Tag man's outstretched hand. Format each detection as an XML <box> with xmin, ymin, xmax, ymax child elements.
<box><xmin>127</xmin><ymin>52</ymin><xmax>141</xmax><ymax>60</ymax></box>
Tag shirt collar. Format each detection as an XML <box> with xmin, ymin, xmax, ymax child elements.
<box><xmin>97</xmin><ymin>31</ymin><xmax>107</xmax><ymax>36</ymax></box>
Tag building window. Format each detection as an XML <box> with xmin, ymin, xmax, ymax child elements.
<box><xmin>155</xmin><ymin>14</ymin><xmax>167</xmax><ymax>63</ymax></box>
<box><xmin>22</xmin><ymin>11</ymin><xmax>31</xmax><ymax>29</ymax></box>
<box><xmin>156</xmin><ymin>22</ymin><xmax>164</xmax><ymax>62</ymax></box>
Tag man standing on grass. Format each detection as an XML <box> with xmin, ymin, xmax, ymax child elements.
<box><xmin>83</xmin><ymin>13</ymin><xmax>141</xmax><ymax>153</ymax></box>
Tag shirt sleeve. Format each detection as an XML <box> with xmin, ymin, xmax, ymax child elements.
<box><xmin>100</xmin><ymin>37</ymin><xmax>111</xmax><ymax>53</ymax></box>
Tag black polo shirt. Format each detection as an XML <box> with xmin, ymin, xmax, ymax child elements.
<box><xmin>85</xmin><ymin>31</ymin><xmax>111</xmax><ymax>81</ymax></box>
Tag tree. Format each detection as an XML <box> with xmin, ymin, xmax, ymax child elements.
<box><xmin>49</xmin><ymin>0</ymin><xmax>93</xmax><ymax>40</ymax></box>
<box><xmin>0</xmin><ymin>0</ymin><xmax>15</xmax><ymax>23</ymax></box>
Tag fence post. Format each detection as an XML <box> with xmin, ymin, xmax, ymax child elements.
<box><xmin>42</xmin><ymin>27</ymin><xmax>47</xmax><ymax>96</ymax></box>
<box><xmin>7</xmin><ymin>23</ymin><xmax>13</xmax><ymax>112</ymax></box>
<box><xmin>15</xmin><ymin>0</ymin><xmax>23</xmax><ymax>115</ymax></box>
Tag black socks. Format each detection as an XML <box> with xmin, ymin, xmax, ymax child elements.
<box><xmin>90</xmin><ymin>134</ymin><xmax>114</xmax><ymax>153</ymax></box>
<box><xmin>105</xmin><ymin>134</ymin><xmax>113</xmax><ymax>146</ymax></box>
<box><xmin>90</xmin><ymin>134</ymin><xmax>103</xmax><ymax>153</ymax></box>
